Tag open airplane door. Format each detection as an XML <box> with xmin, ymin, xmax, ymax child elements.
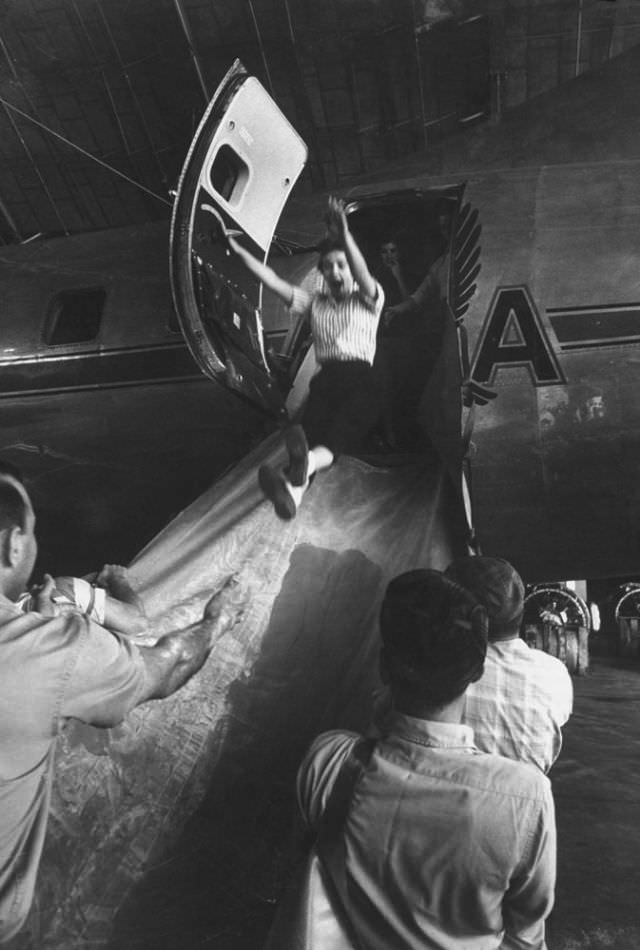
<box><xmin>170</xmin><ymin>60</ymin><xmax>308</xmax><ymax>413</ymax></box>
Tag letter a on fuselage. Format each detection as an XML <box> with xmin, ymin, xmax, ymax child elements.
<box><xmin>471</xmin><ymin>286</ymin><xmax>565</xmax><ymax>387</ymax></box>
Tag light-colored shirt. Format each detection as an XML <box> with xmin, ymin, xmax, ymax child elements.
<box><xmin>0</xmin><ymin>595</ymin><xmax>147</xmax><ymax>942</ymax></box>
<box><xmin>297</xmin><ymin>713</ymin><xmax>556</xmax><ymax>950</ymax></box>
<box><xmin>462</xmin><ymin>638</ymin><xmax>573</xmax><ymax>773</ymax></box>
<box><xmin>289</xmin><ymin>281</ymin><xmax>384</xmax><ymax>365</ymax></box>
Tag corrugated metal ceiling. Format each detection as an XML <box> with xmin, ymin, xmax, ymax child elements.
<box><xmin>0</xmin><ymin>0</ymin><xmax>637</xmax><ymax>243</ymax></box>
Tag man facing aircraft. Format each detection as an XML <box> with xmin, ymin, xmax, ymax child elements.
<box><xmin>276</xmin><ymin>569</ymin><xmax>556</xmax><ymax>950</ymax></box>
<box><xmin>445</xmin><ymin>555</ymin><xmax>573</xmax><ymax>773</ymax></box>
<box><xmin>0</xmin><ymin>473</ymin><xmax>244</xmax><ymax>943</ymax></box>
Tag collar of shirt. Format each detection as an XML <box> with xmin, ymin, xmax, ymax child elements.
<box><xmin>487</xmin><ymin>637</ymin><xmax>529</xmax><ymax>657</ymax></box>
<box><xmin>386</xmin><ymin>711</ymin><xmax>477</xmax><ymax>752</ymax></box>
<box><xmin>317</xmin><ymin>285</ymin><xmax>360</xmax><ymax>306</ymax></box>
<box><xmin>0</xmin><ymin>591</ymin><xmax>22</xmax><ymax>615</ymax></box>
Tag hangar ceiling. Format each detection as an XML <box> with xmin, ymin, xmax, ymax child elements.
<box><xmin>0</xmin><ymin>0</ymin><xmax>638</xmax><ymax>244</ymax></box>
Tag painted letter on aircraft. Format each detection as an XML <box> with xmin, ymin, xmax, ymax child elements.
<box><xmin>470</xmin><ymin>286</ymin><xmax>565</xmax><ymax>389</ymax></box>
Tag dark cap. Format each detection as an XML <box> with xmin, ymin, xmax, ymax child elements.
<box><xmin>380</xmin><ymin>569</ymin><xmax>488</xmax><ymax>705</ymax></box>
<box><xmin>444</xmin><ymin>556</ymin><xmax>524</xmax><ymax>640</ymax></box>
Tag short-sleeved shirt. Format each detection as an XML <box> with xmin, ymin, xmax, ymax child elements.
<box><xmin>298</xmin><ymin>714</ymin><xmax>556</xmax><ymax>950</ymax></box>
<box><xmin>462</xmin><ymin>638</ymin><xmax>574</xmax><ymax>773</ymax></box>
<box><xmin>289</xmin><ymin>281</ymin><xmax>384</xmax><ymax>365</ymax></box>
<box><xmin>0</xmin><ymin>594</ymin><xmax>147</xmax><ymax>941</ymax></box>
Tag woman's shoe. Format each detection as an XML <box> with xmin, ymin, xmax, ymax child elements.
<box><xmin>258</xmin><ymin>464</ymin><xmax>297</xmax><ymax>520</ymax></box>
<box><xmin>285</xmin><ymin>425</ymin><xmax>309</xmax><ymax>487</ymax></box>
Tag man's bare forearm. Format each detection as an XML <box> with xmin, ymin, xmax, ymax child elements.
<box><xmin>135</xmin><ymin>577</ymin><xmax>244</xmax><ymax>705</ymax></box>
<box><xmin>137</xmin><ymin>620</ymin><xmax>217</xmax><ymax>701</ymax></box>
<box><xmin>104</xmin><ymin>597</ymin><xmax>149</xmax><ymax>637</ymax></box>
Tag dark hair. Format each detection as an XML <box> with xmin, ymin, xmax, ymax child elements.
<box><xmin>445</xmin><ymin>556</ymin><xmax>524</xmax><ymax>640</ymax></box>
<box><xmin>0</xmin><ymin>458</ymin><xmax>24</xmax><ymax>483</ymax></box>
<box><xmin>316</xmin><ymin>237</ymin><xmax>345</xmax><ymax>270</ymax></box>
<box><xmin>380</xmin><ymin>569</ymin><xmax>488</xmax><ymax>707</ymax></box>
<box><xmin>0</xmin><ymin>482</ymin><xmax>28</xmax><ymax>532</ymax></box>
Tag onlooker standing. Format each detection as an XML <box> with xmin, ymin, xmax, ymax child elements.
<box><xmin>0</xmin><ymin>476</ymin><xmax>244</xmax><ymax>943</ymax></box>
<box><xmin>276</xmin><ymin>569</ymin><xmax>556</xmax><ymax>950</ymax></box>
<box><xmin>445</xmin><ymin>555</ymin><xmax>574</xmax><ymax>773</ymax></box>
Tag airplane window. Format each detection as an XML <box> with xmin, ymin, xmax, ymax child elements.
<box><xmin>44</xmin><ymin>288</ymin><xmax>105</xmax><ymax>346</ymax></box>
<box><xmin>210</xmin><ymin>144</ymin><xmax>249</xmax><ymax>205</ymax></box>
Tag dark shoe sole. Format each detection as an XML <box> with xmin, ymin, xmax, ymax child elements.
<box><xmin>285</xmin><ymin>425</ymin><xmax>309</xmax><ymax>487</ymax></box>
<box><xmin>258</xmin><ymin>465</ymin><xmax>296</xmax><ymax>520</ymax></box>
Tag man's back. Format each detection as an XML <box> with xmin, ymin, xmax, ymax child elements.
<box><xmin>0</xmin><ymin>596</ymin><xmax>146</xmax><ymax>942</ymax></box>
<box><xmin>298</xmin><ymin>712</ymin><xmax>556</xmax><ymax>950</ymax></box>
<box><xmin>463</xmin><ymin>638</ymin><xmax>573</xmax><ymax>772</ymax></box>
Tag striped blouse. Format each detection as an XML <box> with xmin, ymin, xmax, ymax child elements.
<box><xmin>289</xmin><ymin>280</ymin><xmax>384</xmax><ymax>365</ymax></box>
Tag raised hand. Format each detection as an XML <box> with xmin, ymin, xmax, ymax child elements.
<box><xmin>95</xmin><ymin>563</ymin><xmax>129</xmax><ymax>586</ymax></box>
<box><xmin>325</xmin><ymin>195</ymin><xmax>348</xmax><ymax>241</ymax></box>
<box><xmin>94</xmin><ymin>563</ymin><xmax>134</xmax><ymax>597</ymax></box>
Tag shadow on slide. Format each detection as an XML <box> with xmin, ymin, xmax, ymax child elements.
<box><xmin>19</xmin><ymin>434</ymin><xmax>468</xmax><ymax>950</ymax></box>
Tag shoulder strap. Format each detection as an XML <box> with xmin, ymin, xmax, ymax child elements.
<box><xmin>315</xmin><ymin>738</ymin><xmax>376</xmax><ymax>950</ymax></box>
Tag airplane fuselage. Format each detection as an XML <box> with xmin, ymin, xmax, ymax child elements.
<box><xmin>6</xmin><ymin>48</ymin><xmax>640</xmax><ymax>586</ymax></box>
<box><xmin>442</xmin><ymin>159</ymin><xmax>640</xmax><ymax>582</ymax></box>
<box><xmin>0</xmin><ymin>221</ymin><xmax>272</xmax><ymax>573</ymax></box>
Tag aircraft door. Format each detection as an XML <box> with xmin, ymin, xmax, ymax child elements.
<box><xmin>170</xmin><ymin>60</ymin><xmax>308</xmax><ymax>413</ymax></box>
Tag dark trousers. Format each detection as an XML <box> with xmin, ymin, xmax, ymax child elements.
<box><xmin>302</xmin><ymin>360</ymin><xmax>380</xmax><ymax>457</ymax></box>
